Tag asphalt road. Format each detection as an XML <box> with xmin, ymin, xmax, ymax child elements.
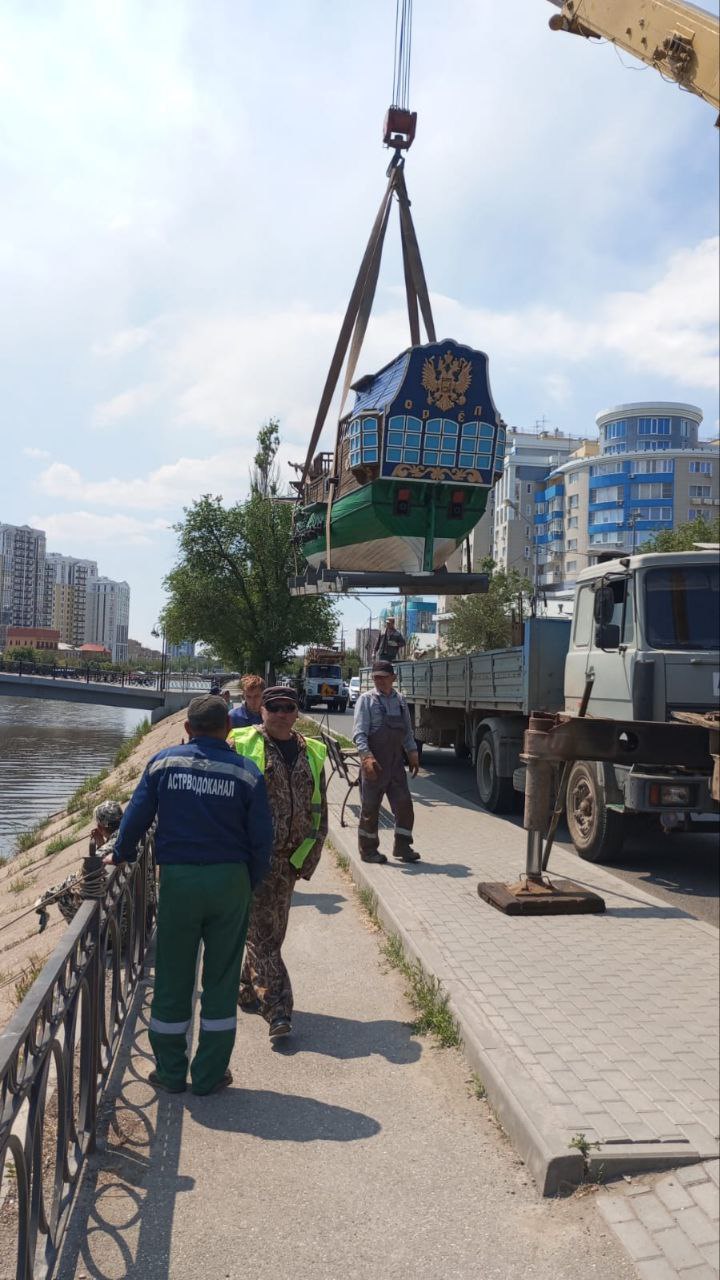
<box><xmin>322</xmin><ymin>706</ymin><xmax>720</xmax><ymax>928</ymax></box>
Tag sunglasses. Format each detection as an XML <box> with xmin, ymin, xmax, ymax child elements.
<box><xmin>266</xmin><ymin>702</ymin><xmax>297</xmax><ymax>713</ymax></box>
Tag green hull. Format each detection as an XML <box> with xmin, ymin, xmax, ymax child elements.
<box><xmin>298</xmin><ymin>479</ymin><xmax>488</xmax><ymax>573</ymax></box>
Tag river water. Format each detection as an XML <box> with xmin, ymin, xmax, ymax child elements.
<box><xmin>0</xmin><ymin>697</ymin><xmax>149</xmax><ymax>860</ymax></box>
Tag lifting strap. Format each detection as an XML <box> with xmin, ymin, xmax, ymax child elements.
<box><xmin>395</xmin><ymin>169</ymin><xmax>436</xmax><ymax>344</ymax></box>
<box><xmin>299</xmin><ymin>170</ymin><xmax>397</xmax><ymax>488</ymax></box>
<box><xmin>299</xmin><ymin>157</ymin><xmax>436</xmax><ymax>569</ymax></box>
<box><xmin>299</xmin><ymin>161</ymin><xmax>436</xmax><ymax>489</ymax></box>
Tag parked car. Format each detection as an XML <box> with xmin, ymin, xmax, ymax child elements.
<box><xmin>348</xmin><ymin>676</ymin><xmax>361</xmax><ymax>707</ymax></box>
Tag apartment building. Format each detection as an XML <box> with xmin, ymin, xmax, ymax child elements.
<box><xmin>43</xmin><ymin>553</ymin><xmax>98</xmax><ymax>647</ymax></box>
<box><xmin>86</xmin><ymin>577</ymin><xmax>131</xmax><ymax>663</ymax></box>
<box><xmin>0</xmin><ymin>523</ymin><xmax>46</xmax><ymax>645</ymax></box>
<box><xmin>535</xmin><ymin>402</ymin><xmax>717</xmax><ymax>594</ymax></box>
<box><xmin>488</xmin><ymin>429</ymin><xmax>596</xmax><ymax>582</ymax></box>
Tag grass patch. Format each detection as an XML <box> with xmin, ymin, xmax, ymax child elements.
<box><xmin>568</xmin><ymin>1132</ymin><xmax>601</xmax><ymax>1160</ymax></box>
<box><xmin>296</xmin><ymin>715</ymin><xmax>322</xmax><ymax>738</ymax></box>
<box><xmin>296</xmin><ymin>715</ymin><xmax>354</xmax><ymax>749</ymax></box>
<box><xmin>66</xmin><ymin>770</ymin><xmax>110</xmax><ymax>814</ymax></box>
<box><xmin>382</xmin><ymin>933</ymin><xmax>461</xmax><ymax>1049</ymax></box>
<box><xmin>332</xmin><ymin>845</ymin><xmax>350</xmax><ymax>874</ymax></box>
<box><xmin>113</xmin><ymin>719</ymin><xmax>151</xmax><ymax>768</ymax></box>
<box><xmin>13</xmin><ymin>814</ymin><xmax>53</xmax><ymax>854</ymax></box>
<box><xmin>9</xmin><ymin>876</ymin><xmax>33</xmax><ymax>896</ymax></box>
<box><xmin>0</xmin><ymin>855</ymin><xmax>9</xmax><ymax>869</ymax></box>
<box><xmin>470</xmin><ymin>1071</ymin><xmax>487</xmax><ymax>1100</ymax></box>
<box><xmin>356</xmin><ymin>885</ymin><xmax>380</xmax><ymax>928</ymax></box>
<box><xmin>45</xmin><ymin>834</ymin><xmax>78</xmax><ymax>857</ymax></box>
<box><xmin>13</xmin><ymin>953</ymin><xmax>45</xmax><ymax>1007</ymax></box>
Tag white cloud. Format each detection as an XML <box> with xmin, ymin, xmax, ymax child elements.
<box><xmin>85</xmin><ymin>236</ymin><xmax>717</xmax><ymax>444</ymax></box>
<box><xmin>92</xmin><ymin>326</ymin><xmax>152</xmax><ymax>358</ymax></box>
<box><xmin>30</xmin><ymin>510</ymin><xmax>171</xmax><ymax>547</ymax></box>
<box><xmin>92</xmin><ymin>384</ymin><xmax>159</xmax><ymax>427</ymax></box>
<box><xmin>542</xmin><ymin>374</ymin><xmax>572</xmax><ymax>406</ymax></box>
<box><xmin>35</xmin><ymin>442</ymin><xmax>272</xmax><ymax>510</ymax></box>
<box><xmin>23</xmin><ymin>446</ymin><xmax>50</xmax><ymax>459</ymax></box>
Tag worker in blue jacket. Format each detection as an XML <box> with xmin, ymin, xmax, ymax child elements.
<box><xmin>108</xmin><ymin>693</ymin><xmax>273</xmax><ymax>1096</ymax></box>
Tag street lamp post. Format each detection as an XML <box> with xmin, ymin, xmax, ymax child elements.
<box><xmin>626</xmin><ymin>510</ymin><xmax>641</xmax><ymax>554</ymax></box>
<box><xmin>353</xmin><ymin>596</ymin><xmax>374</xmax><ymax>667</ymax></box>
<box><xmin>151</xmin><ymin>625</ymin><xmax>168</xmax><ymax>692</ymax></box>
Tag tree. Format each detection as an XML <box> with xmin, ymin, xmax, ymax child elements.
<box><xmin>445</xmin><ymin>559</ymin><xmax>533</xmax><ymax>654</ymax></box>
<box><xmin>641</xmin><ymin>515</ymin><xmax>720</xmax><ymax>553</ymax></box>
<box><xmin>251</xmin><ymin>418</ymin><xmax>281</xmax><ymax>497</ymax></box>
<box><xmin>162</xmin><ymin>427</ymin><xmax>338</xmax><ymax>676</ymax></box>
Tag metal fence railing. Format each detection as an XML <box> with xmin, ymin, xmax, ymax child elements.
<box><xmin>0</xmin><ymin>838</ymin><xmax>156</xmax><ymax>1278</ymax></box>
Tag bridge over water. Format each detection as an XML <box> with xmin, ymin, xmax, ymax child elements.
<box><xmin>0</xmin><ymin>670</ymin><xmax>230</xmax><ymax>721</ymax></box>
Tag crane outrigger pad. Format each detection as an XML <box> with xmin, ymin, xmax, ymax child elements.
<box><xmin>288</xmin><ymin>568</ymin><xmax>489</xmax><ymax>597</ymax></box>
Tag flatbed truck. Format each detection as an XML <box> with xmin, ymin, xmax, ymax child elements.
<box><xmin>377</xmin><ymin>550</ymin><xmax>719</xmax><ymax>862</ymax></box>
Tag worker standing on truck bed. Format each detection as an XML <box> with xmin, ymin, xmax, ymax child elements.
<box><xmin>353</xmin><ymin>660</ymin><xmax>420</xmax><ymax>864</ymax></box>
<box><xmin>373</xmin><ymin>616</ymin><xmax>406</xmax><ymax>663</ymax></box>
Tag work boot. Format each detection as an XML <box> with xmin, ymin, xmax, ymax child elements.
<box><xmin>269</xmin><ymin>1017</ymin><xmax>292</xmax><ymax>1040</ymax></box>
<box><xmin>393</xmin><ymin>838</ymin><xmax>420</xmax><ymax>863</ymax></box>
<box><xmin>148</xmin><ymin>1069</ymin><xmax>186</xmax><ymax>1094</ymax></box>
<box><xmin>193</xmin><ymin>1069</ymin><xmax>233</xmax><ymax>1096</ymax></box>
<box><xmin>360</xmin><ymin>849</ymin><xmax>387</xmax><ymax>864</ymax></box>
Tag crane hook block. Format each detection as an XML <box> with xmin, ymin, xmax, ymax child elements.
<box><xmin>383</xmin><ymin>106</ymin><xmax>417</xmax><ymax>150</ymax></box>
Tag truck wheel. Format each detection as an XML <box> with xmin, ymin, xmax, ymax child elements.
<box><xmin>566</xmin><ymin>761</ymin><xmax>625</xmax><ymax>863</ymax></box>
<box><xmin>475</xmin><ymin>731</ymin><xmax>515</xmax><ymax>813</ymax></box>
<box><xmin>339</xmin><ymin>700</ymin><xmax>348</xmax><ymax>713</ymax></box>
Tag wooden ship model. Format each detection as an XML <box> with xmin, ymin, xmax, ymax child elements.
<box><xmin>290</xmin><ymin>14</ymin><xmax>503</xmax><ymax>596</ymax></box>
<box><xmin>293</xmin><ymin>340</ymin><xmax>506</xmax><ymax>577</ymax></box>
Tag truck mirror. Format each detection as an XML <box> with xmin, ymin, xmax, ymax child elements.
<box><xmin>594</xmin><ymin>622</ymin><xmax>620</xmax><ymax>650</ymax></box>
<box><xmin>593</xmin><ymin>585</ymin><xmax>615</xmax><ymax>625</ymax></box>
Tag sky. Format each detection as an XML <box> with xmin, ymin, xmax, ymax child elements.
<box><xmin>1</xmin><ymin>0</ymin><xmax>718</xmax><ymax>648</ymax></box>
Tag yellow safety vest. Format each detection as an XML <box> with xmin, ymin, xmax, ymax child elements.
<box><xmin>228</xmin><ymin>727</ymin><xmax>327</xmax><ymax>870</ymax></box>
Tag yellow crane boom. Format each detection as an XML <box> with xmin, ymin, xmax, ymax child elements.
<box><xmin>547</xmin><ymin>0</ymin><xmax>720</xmax><ymax>116</ymax></box>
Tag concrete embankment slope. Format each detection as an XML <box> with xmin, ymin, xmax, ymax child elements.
<box><xmin>0</xmin><ymin>706</ymin><xmax>189</xmax><ymax>1028</ymax></box>
<box><xmin>326</xmin><ymin>771</ymin><xmax>720</xmax><ymax>1196</ymax></box>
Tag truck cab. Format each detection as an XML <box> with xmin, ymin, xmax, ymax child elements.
<box><xmin>563</xmin><ymin>550</ymin><xmax>719</xmax><ymax>860</ymax></box>
<box><xmin>299</xmin><ymin>648</ymin><xmax>348</xmax><ymax>713</ymax></box>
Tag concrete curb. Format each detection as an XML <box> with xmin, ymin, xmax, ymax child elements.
<box><xmin>328</xmin><ymin>813</ymin><xmax>710</xmax><ymax>1196</ymax></box>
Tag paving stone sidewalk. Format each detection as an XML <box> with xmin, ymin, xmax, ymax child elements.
<box><xmin>56</xmin><ymin>855</ymin><xmax>636</xmax><ymax>1280</ymax></box>
<box><xmin>597</xmin><ymin>1161</ymin><xmax>719</xmax><ymax>1279</ymax></box>
<box><xmin>327</xmin><ymin>770</ymin><xmax>720</xmax><ymax>1199</ymax></box>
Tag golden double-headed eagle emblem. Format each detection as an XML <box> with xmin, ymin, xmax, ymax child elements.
<box><xmin>421</xmin><ymin>351</ymin><xmax>472</xmax><ymax>413</ymax></box>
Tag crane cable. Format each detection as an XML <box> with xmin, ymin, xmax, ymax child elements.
<box><xmin>392</xmin><ymin>0</ymin><xmax>413</xmax><ymax>110</ymax></box>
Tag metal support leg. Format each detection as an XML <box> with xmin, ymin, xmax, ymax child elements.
<box><xmin>525</xmin><ymin>829</ymin><xmax>543</xmax><ymax>881</ymax></box>
<box><xmin>478</xmin><ymin>711</ymin><xmax>605</xmax><ymax>917</ymax></box>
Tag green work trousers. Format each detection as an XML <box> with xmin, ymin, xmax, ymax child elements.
<box><xmin>149</xmin><ymin>863</ymin><xmax>252</xmax><ymax>1094</ymax></box>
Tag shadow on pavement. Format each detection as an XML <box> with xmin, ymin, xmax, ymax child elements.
<box><xmin>601</xmin><ymin>904</ymin><xmax>695</xmax><ymax>920</ymax></box>
<box><xmin>292</xmin><ymin>891</ymin><xmax>347</xmax><ymax>914</ymax></box>
<box><xmin>189</xmin><ymin>1088</ymin><xmax>380</xmax><ymax>1143</ymax></box>
<box><xmin>388</xmin><ymin>860</ymin><xmax>472</xmax><ymax>878</ymax></box>
<box><xmin>271</xmin><ymin>1010</ymin><xmax>422</xmax><ymax>1064</ymax></box>
<box><xmin>57</xmin><ymin>988</ymin><xmax>193</xmax><ymax>1280</ymax></box>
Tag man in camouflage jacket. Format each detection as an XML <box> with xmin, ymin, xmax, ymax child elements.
<box><xmin>229</xmin><ymin>685</ymin><xmax>328</xmax><ymax>1040</ymax></box>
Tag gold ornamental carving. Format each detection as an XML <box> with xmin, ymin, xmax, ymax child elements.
<box><xmin>392</xmin><ymin>463</ymin><xmax>483</xmax><ymax>484</ymax></box>
<box><xmin>421</xmin><ymin>351</ymin><xmax>473</xmax><ymax>412</ymax></box>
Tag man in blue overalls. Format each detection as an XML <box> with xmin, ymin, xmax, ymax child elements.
<box><xmin>352</xmin><ymin>660</ymin><xmax>420</xmax><ymax>864</ymax></box>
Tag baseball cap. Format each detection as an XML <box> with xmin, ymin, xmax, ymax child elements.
<box><xmin>187</xmin><ymin>694</ymin><xmax>229</xmax><ymax>732</ymax></box>
<box><xmin>262</xmin><ymin>685</ymin><xmax>299</xmax><ymax>708</ymax></box>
